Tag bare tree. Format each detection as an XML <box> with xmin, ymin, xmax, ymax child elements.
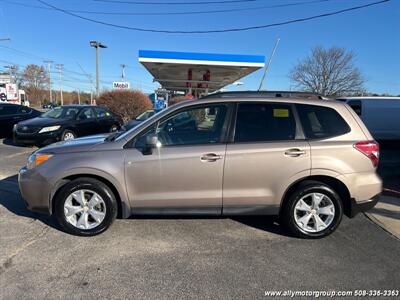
<box><xmin>289</xmin><ymin>46</ymin><xmax>364</xmax><ymax>97</ymax></box>
<box><xmin>22</xmin><ymin>64</ymin><xmax>49</xmax><ymax>104</ymax></box>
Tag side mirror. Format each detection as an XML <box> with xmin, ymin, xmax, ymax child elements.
<box><xmin>146</xmin><ymin>134</ymin><xmax>159</xmax><ymax>148</ymax></box>
<box><xmin>141</xmin><ymin>134</ymin><xmax>159</xmax><ymax>155</ymax></box>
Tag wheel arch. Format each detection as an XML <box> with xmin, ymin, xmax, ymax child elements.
<box><xmin>51</xmin><ymin>173</ymin><xmax>130</xmax><ymax>218</ymax></box>
<box><xmin>280</xmin><ymin>175</ymin><xmax>352</xmax><ymax>217</ymax></box>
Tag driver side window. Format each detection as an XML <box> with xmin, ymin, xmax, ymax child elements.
<box><xmin>134</xmin><ymin>104</ymin><xmax>228</xmax><ymax>148</ymax></box>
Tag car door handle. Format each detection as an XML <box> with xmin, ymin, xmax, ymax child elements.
<box><xmin>200</xmin><ymin>153</ymin><xmax>223</xmax><ymax>162</ymax></box>
<box><xmin>284</xmin><ymin>148</ymin><xmax>306</xmax><ymax>157</ymax></box>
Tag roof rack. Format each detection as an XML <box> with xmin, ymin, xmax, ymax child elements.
<box><xmin>201</xmin><ymin>90</ymin><xmax>325</xmax><ymax>100</ymax></box>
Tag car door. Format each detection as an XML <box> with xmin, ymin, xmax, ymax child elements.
<box><xmin>94</xmin><ymin>107</ymin><xmax>114</xmax><ymax>133</ymax></box>
<box><xmin>124</xmin><ymin>103</ymin><xmax>232</xmax><ymax>214</ymax></box>
<box><xmin>222</xmin><ymin>102</ymin><xmax>311</xmax><ymax>215</ymax></box>
<box><xmin>76</xmin><ymin>108</ymin><xmax>98</xmax><ymax>136</ymax></box>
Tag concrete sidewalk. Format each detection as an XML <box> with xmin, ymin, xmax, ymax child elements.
<box><xmin>366</xmin><ymin>194</ymin><xmax>400</xmax><ymax>240</ymax></box>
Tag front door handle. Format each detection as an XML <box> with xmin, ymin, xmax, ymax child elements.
<box><xmin>200</xmin><ymin>153</ymin><xmax>223</xmax><ymax>162</ymax></box>
<box><xmin>284</xmin><ymin>148</ymin><xmax>306</xmax><ymax>157</ymax></box>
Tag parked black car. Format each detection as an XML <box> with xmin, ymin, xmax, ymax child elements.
<box><xmin>0</xmin><ymin>103</ymin><xmax>41</xmax><ymax>138</ymax></box>
<box><xmin>42</xmin><ymin>103</ymin><xmax>57</xmax><ymax>109</ymax></box>
<box><xmin>14</xmin><ymin>105</ymin><xmax>121</xmax><ymax>146</ymax></box>
<box><xmin>122</xmin><ymin>109</ymin><xmax>159</xmax><ymax>131</ymax></box>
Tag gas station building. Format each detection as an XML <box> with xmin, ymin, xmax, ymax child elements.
<box><xmin>138</xmin><ymin>50</ymin><xmax>265</xmax><ymax>104</ymax></box>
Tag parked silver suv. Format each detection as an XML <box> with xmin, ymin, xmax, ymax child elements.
<box><xmin>18</xmin><ymin>97</ymin><xmax>381</xmax><ymax>237</ymax></box>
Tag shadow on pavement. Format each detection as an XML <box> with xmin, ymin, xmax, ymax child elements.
<box><xmin>2</xmin><ymin>138</ymin><xmax>34</xmax><ymax>149</ymax></box>
<box><xmin>132</xmin><ymin>214</ymin><xmax>289</xmax><ymax>236</ymax></box>
<box><xmin>0</xmin><ymin>174</ymin><xmax>59</xmax><ymax>230</ymax></box>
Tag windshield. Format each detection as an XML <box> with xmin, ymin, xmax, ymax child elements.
<box><xmin>136</xmin><ymin>110</ymin><xmax>154</xmax><ymax>121</ymax></box>
<box><xmin>41</xmin><ymin>107</ymin><xmax>79</xmax><ymax>119</ymax></box>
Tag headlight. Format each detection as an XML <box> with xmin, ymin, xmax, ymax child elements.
<box><xmin>39</xmin><ymin>125</ymin><xmax>61</xmax><ymax>133</ymax></box>
<box><xmin>27</xmin><ymin>153</ymin><xmax>53</xmax><ymax>169</ymax></box>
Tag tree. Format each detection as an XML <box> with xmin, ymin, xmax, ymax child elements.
<box><xmin>97</xmin><ymin>90</ymin><xmax>152</xmax><ymax>123</ymax></box>
<box><xmin>22</xmin><ymin>64</ymin><xmax>49</xmax><ymax>104</ymax></box>
<box><xmin>289</xmin><ymin>46</ymin><xmax>364</xmax><ymax>97</ymax></box>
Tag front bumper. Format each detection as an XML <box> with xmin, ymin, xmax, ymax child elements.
<box><xmin>349</xmin><ymin>193</ymin><xmax>380</xmax><ymax>218</ymax></box>
<box><xmin>18</xmin><ymin>166</ymin><xmax>52</xmax><ymax>215</ymax></box>
<box><xmin>13</xmin><ymin>130</ymin><xmax>62</xmax><ymax>146</ymax></box>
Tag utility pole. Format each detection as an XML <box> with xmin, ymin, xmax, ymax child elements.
<box><xmin>55</xmin><ymin>64</ymin><xmax>64</xmax><ymax>105</ymax></box>
<box><xmin>258</xmin><ymin>38</ymin><xmax>280</xmax><ymax>91</ymax></box>
<box><xmin>4</xmin><ymin>65</ymin><xmax>15</xmax><ymax>83</ymax></box>
<box><xmin>77</xmin><ymin>89</ymin><xmax>81</xmax><ymax>105</ymax></box>
<box><xmin>90</xmin><ymin>41</ymin><xmax>107</xmax><ymax>98</ymax></box>
<box><xmin>120</xmin><ymin>64</ymin><xmax>126</xmax><ymax>80</ymax></box>
<box><xmin>44</xmin><ymin>60</ymin><xmax>53</xmax><ymax>103</ymax></box>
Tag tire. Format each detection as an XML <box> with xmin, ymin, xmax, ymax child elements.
<box><xmin>281</xmin><ymin>181</ymin><xmax>343</xmax><ymax>239</ymax></box>
<box><xmin>110</xmin><ymin>124</ymin><xmax>119</xmax><ymax>133</ymax></box>
<box><xmin>53</xmin><ymin>177</ymin><xmax>118</xmax><ymax>236</ymax></box>
<box><xmin>61</xmin><ymin>129</ymin><xmax>76</xmax><ymax>141</ymax></box>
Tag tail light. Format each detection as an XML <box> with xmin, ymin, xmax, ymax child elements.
<box><xmin>354</xmin><ymin>141</ymin><xmax>380</xmax><ymax>167</ymax></box>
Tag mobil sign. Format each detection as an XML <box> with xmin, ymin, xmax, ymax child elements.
<box><xmin>113</xmin><ymin>81</ymin><xmax>130</xmax><ymax>90</ymax></box>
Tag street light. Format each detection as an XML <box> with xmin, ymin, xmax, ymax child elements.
<box><xmin>90</xmin><ymin>41</ymin><xmax>107</xmax><ymax>98</ymax></box>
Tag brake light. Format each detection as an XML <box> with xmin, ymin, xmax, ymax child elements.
<box><xmin>354</xmin><ymin>141</ymin><xmax>380</xmax><ymax>167</ymax></box>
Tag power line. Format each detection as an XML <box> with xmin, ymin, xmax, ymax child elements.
<box><xmin>93</xmin><ymin>0</ymin><xmax>257</xmax><ymax>5</ymax></box>
<box><xmin>37</xmin><ymin>0</ymin><xmax>390</xmax><ymax>34</ymax></box>
<box><xmin>3</xmin><ymin>0</ymin><xmax>336</xmax><ymax>16</ymax></box>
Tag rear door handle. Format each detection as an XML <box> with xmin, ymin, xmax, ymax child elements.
<box><xmin>284</xmin><ymin>148</ymin><xmax>306</xmax><ymax>157</ymax></box>
<box><xmin>200</xmin><ymin>153</ymin><xmax>223</xmax><ymax>162</ymax></box>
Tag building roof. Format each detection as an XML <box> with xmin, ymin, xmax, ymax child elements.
<box><xmin>138</xmin><ymin>50</ymin><xmax>265</xmax><ymax>94</ymax></box>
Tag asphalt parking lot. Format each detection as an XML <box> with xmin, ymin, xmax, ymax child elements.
<box><xmin>1</xmin><ymin>139</ymin><xmax>399</xmax><ymax>299</ymax></box>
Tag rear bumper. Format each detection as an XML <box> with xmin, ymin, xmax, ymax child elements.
<box><xmin>349</xmin><ymin>193</ymin><xmax>380</xmax><ymax>218</ymax></box>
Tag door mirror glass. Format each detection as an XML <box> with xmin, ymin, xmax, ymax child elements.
<box><xmin>146</xmin><ymin>134</ymin><xmax>160</xmax><ymax>148</ymax></box>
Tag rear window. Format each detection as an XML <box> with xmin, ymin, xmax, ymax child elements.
<box><xmin>296</xmin><ymin>104</ymin><xmax>350</xmax><ymax>139</ymax></box>
<box><xmin>234</xmin><ymin>103</ymin><xmax>296</xmax><ymax>142</ymax></box>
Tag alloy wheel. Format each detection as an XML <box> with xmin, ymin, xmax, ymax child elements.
<box><xmin>64</xmin><ymin>189</ymin><xmax>106</xmax><ymax>230</ymax></box>
<box><xmin>294</xmin><ymin>192</ymin><xmax>335</xmax><ymax>233</ymax></box>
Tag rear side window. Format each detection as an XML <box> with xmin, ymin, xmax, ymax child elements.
<box><xmin>296</xmin><ymin>104</ymin><xmax>350</xmax><ymax>139</ymax></box>
<box><xmin>0</xmin><ymin>105</ymin><xmax>18</xmax><ymax>115</ymax></box>
<box><xmin>234</xmin><ymin>103</ymin><xmax>296</xmax><ymax>142</ymax></box>
<box><xmin>95</xmin><ymin>107</ymin><xmax>112</xmax><ymax>118</ymax></box>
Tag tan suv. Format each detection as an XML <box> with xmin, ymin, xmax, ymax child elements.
<box><xmin>18</xmin><ymin>97</ymin><xmax>381</xmax><ymax>238</ymax></box>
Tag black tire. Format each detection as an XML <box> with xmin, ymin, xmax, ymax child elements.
<box><xmin>281</xmin><ymin>181</ymin><xmax>343</xmax><ymax>239</ymax></box>
<box><xmin>61</xmin><ymin>129</ymin><xmax>76</xmax><ymax>141</ymax></box>
<box><xmin>110</xmin><ymin>124</ymin><xmax>119</xmax><ymax>133</ymax></box>
<box><xmin>53</xmin><ymin>177</ymin><xmax>118</xmax><ymax>236</ymax></box>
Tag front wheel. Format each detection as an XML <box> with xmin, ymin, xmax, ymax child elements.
<box><xmin>110</xmin><ymin>124</ymin><xmax>119</xmax><ymax>133</ymax></box>
<box><xmin>61</xmin><ymin>129</ymin><xmax>76</xmax><ymax>141</ymax></box>
<box><xmin>281</xmin><ymin>181</ymin><xmax>343</xmax><ymax>239</ymax></box>
<box><xmin>53</xmin><ymin>178</ymin><xmax>118</xmax><ymax>236</ymax></box>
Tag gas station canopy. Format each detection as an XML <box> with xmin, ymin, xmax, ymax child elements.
<box><xmin>139</xmin><ymin>50</ymin><xmax>265</xmax><ymax>95</ymax></box>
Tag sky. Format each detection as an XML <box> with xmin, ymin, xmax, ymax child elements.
<box><xmin>0</xmin><ymin>0</ymin><xmax>399</xmax><ymax>95</ymax></box>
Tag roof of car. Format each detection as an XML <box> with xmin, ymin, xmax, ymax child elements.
<box><xmin>172</xmin><ymin>96</ymin><xmax>343</xmax><ymax>110</ymax></box>
<box><xmin>201</xmin><ymin>90</ymin><xmax>324</xmax><ymax>100</ymax></box>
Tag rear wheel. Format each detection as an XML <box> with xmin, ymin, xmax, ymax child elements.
<box><xmin>281</xmin><ymin>181</ymin><xmax>343</xmax><ymax>239</ymax></box>
<box><xmin>54</xmin><ymin>178</ymin><xmax>118</xmax><ymax>236</ymax></box>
